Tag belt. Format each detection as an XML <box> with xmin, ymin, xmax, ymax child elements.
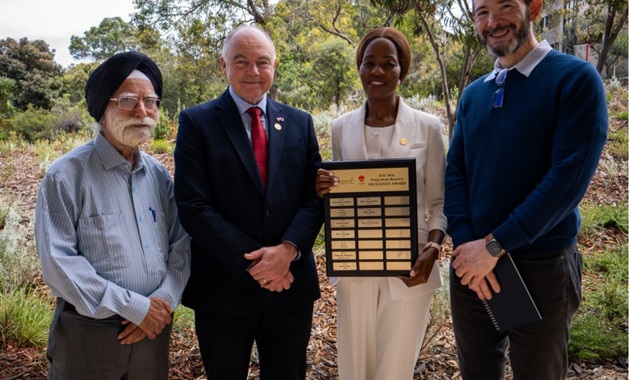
<box><xmin>61</xmin><ymin>299</ymin><xmax>123</xmax><ymax>320</ymax></box>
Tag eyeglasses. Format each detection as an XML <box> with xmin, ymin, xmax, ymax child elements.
<box><xmin>492</xmin><ymin>69</ymin><xmax>508</xmax><ymax>108</ymax></box>
<box><xmin>109</xmin><ymin>96</ymin><xmax>161</xmax><ymax>111</ymax></box>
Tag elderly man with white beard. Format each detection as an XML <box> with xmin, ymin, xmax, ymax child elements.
<box><xmin>34</xmin><ymin>51</ymin><xmax>190</xmax><ymax>380</ymax></box>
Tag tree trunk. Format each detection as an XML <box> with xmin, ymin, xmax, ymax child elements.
<box><xmin>595</xmin><ymin>5</ymin><xmax>628</xmax><ymax>76</ymax></box>
<box><xmin>412</xmin><ymin>1</ymin><xmax>454</xmax><ymax>137</ymax></box>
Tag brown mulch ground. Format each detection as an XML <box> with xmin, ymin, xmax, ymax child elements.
<box><xmin>0</xmin><ymin>142</ymin><xmax>627</xmax><ymax>379</ymax></box>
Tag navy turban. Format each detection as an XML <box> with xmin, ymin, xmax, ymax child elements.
<box><xmin>85</xmin><ymin>51</ymin><xmax>162</xmax><ymax>122</ymax></box>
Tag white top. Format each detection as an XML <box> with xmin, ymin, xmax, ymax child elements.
<box><xmin>364</xmin><ymin>124</ymin><xmax>395</xmax><ymax>159</ymax></box>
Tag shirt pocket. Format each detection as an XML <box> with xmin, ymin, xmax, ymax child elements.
<box><xmin>76</xmin><ymin>214</ymin><xmax>129</xmax><ymax>272</ymax></box>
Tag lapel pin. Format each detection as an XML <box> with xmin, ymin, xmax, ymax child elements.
<box><xmin>400</xmin><ymin>137</ymin><xmax>408</xmax><ymax>146</ymax></box>
<box><xmin>274</xmin><ymin>123</ymin><xmax>282</xmax><ymax>130</ymax></box>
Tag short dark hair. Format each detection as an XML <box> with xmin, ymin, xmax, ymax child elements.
<box><xmin>355</xmin><ymin>27</ymin><xmax>411</xmax><ymax>81</ymax></box>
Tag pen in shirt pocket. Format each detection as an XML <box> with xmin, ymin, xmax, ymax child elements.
<box><xmin>149</xmin><ymin>207</ymin><xmax>157</xmax><ymax>222</ymax></box>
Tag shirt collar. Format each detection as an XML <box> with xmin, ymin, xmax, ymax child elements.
<box><xmin>94</xmin><ymin>132</ymin><xmax>144</xmax><ymax>171</ymax></box>
<box><xmin>228</xmin><ymin>86</ymin><xmax>268</xmax><ymax>116</ymax></box>
<box><xmin>485</xmin><ymin>40</ymin><xmax>553</xmax><ymax>82</ymax></box>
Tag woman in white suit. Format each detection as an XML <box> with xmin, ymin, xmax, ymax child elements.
<box><xmin>316</xmin><ymin>27</ymin><xmax>447</xmax><ymax>380</ymax></box>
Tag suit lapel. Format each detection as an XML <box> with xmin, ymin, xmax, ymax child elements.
<box><xmin>265</xmin><ymin>100</ymin><xmax>285</xmax><ymax>193</ymax></box>
<box><xmin>215</xmin><ymin>91</ymin><xmax>265</xmax><ymax>195</ymax></box>
<box><xmin>388</xmin><ymin>99</ymin><xmax>417</xmax><ymax>157</ymax></box>
<box><xmin>345</xmin><ymin>103</ymin><xmax>369</xmax><ymax>160</ymax></box>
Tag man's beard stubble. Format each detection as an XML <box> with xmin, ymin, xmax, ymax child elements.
<box><xmin>479</xmin><ymin>14</ymin><xmax>531</xmax><ymax>58</ymax></box>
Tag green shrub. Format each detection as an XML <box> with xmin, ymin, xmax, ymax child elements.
<box><xmin>153</xmin><ymin>107</ymin><xmax>176</xmax><ymax>141</ymax></box>
<box><xmin>569</xmin><ymin>312</ymin><xmax>628</xmax><ymax>360</ymax></box>
<box><xmin>3</xmin><ymin>105</ymin><xmax>58</xmax><ymax>142</ymax></box>
<box><xmin>0</xmin><ymin>131</ymin><xmax>28</xmax><ymax>153</ymax></box>
<box><xmin>570</xmin><ymin>245</ymin><xmax>628</xmax><ymax>360</ymax></box>
<box><xmin>150</xmin><ymin>139</ymin><xmax>173</xmax><ymax>154</ymax></box>
<box><xmin>608</xmin><ymin>128</ymin><xmax>629</xmax><ymax>160</ymax></box>
<box><xmin>172</xmin><ymin>305</ymin><xmax>195</xmax><ymax>335</ymax></box>
<box><xmin>0</xmin><ymin>286</ymin><xmax>53</xmax><ymax>349</ymax></box>
<box><xmin>579</xmin><ymin>202</ymin><xmax>628</xmax><ymax>236</ymax></box>
<box><xmin>153</xmin><ymin>119</ymin><xmax>171</xmax><ymax>141</ymax></box>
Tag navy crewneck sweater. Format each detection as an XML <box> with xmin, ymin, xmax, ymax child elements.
<box><xmin>445</xmin><ymin>49</ymin><xmax>608</xmax><ymax>256</ymax></box>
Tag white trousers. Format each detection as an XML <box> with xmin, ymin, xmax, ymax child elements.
<box><xmin>336</xmin><ymin>276</ymin><xmax>434</xmax><ymax>380</ymax></box>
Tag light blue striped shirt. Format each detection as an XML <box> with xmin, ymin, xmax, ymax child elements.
<box><xmin>35</xmin><ymin>133</ymin><xmax>191</xmax><ymax>326</ymax></box>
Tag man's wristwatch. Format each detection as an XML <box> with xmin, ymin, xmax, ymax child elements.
<box><xmin>486</xmin><ymin>239</ymin><xmax>507</xmax><ymax>258</ymax></box>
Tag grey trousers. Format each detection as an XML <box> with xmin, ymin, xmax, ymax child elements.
<box><xmin>46</xmin><ymin>298</ymin><xmax>172</xmax><ymax>380</ymax></box>
<box><xmin>450</xmin><ymin>244</ymin><xmax>582</xmax><ymax>380</ymax></box>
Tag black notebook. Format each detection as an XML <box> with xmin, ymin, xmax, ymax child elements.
<box><xmin>482</xmin><ymin>252</ymin><xmax>542</xmax><ymax>332</ymax></box>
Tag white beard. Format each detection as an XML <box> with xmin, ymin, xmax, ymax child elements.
<box><xmin>109</xmin><ymin>116</ymin><xmax>157</xmax><ymax>148</ymax></box>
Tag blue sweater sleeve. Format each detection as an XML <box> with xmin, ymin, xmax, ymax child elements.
<box><xmin>493</xmin><ymin>63</ymin><xmax>608</xmax><ymax>251</ymax></box>
<box><xmin>445</xmin><ymin>105</ymin><xmax>476</xmax><ymax>247</ymax></box>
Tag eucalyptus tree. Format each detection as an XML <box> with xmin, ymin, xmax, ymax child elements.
<box><xmin>374</xmin><ymin>0</ymin><xmax>483</xmax><ymax>137</ymax></box>
<box><xmin>69</xmin><ymin>17</ymin><xmax>144</xmax><ymax>61</ymax></box>
<box><xmin>133</xmin><ymin>0</ymin><xmax>275</xmax><ymax>31</ymax></box>
<box><xmin>578</xmin><ymin>0</ymin><xmax>628</xmax><ymax>76</ymax></box>
<box><xmin>270</xmin><ymin>0</ymin><xmax>394</xmax><ymax>109</ymax></box>
<box><xmin>0</xmin><ymin>37</ymin><xmax>62</xmax><ymax>111</ymax></box>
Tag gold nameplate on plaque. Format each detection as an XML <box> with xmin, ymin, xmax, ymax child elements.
<box><xmin>323</xmin><ymin>158</ymin><xmax>418</xmax><ymax>277</ymax></box>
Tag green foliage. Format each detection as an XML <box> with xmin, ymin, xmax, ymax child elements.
<box><xmin>152</xmin><ymin>122</ymin><xmax>170</xmax><ymax>141</ymax></box>
<box><xmin>1</xmin><ymin>97</ymin><xmax>91</xmax><ymax>143</ymax></box>
<box><xmin>3</xmin><ymin>105</ymin><xmax>58</xmax><ymax>142</ymax></box>
<box><xmin>59</xmin><ymin>63</ymin><xmax>99</xmax><ymax>106</ymax></box>
<box><xmin>0</xmin><ymin>77</ymin><xmax>17</xmax><ymax>118</ymax></box>
<box><xmin>579</xmin><ymin>201</ymin><xmax>628</xmax><ymax>236</ymax></box>
<box><xmin>34</xmin><ymin>140</ymin><xmax>59</xmax><ymax>177</ymax></box>
<box><xmin>573</xmin><ymin>0</ymin><xmax>628</xmax><ymax>75</ymax></box>
<box><xmin>569</xmin><ymin>245</ymin><xmax>628</xmax><ymax>360</ymax></box>
<box><xmin>585</xmin><ymin>245</ymin><xmax>628</xmax><ymax>283</ymax></box>
<box><xmin>277</xmin><ymin>38</ymin><xmax>358</xmax><ymax>110</ymax></box>
<box><xmin>69</xmin><ymin>17</ymin><xmax>142</xmax><ymax>61</ymax></box>
<box><xmin>150</xmin><ymin>139</ymin><xmax>173</xmax><ymax>154</ymax></box>
<box><xmin>153</xmin><ymin>105</ymin><xmax>177</xmax><ymax>140</ymax></box>
<box><xmin>569</xmin><ymin>312</ymin><xmax>628</xmax><ymax>360</ymax></box>
<box><xmin>172</xmin><ymin>305</ymin><xmax>195</xmax><ymax>334</ymax></box>
<box><xmin>608</xmin><ymin>127</ymin><xmax>628</xmax><ymax>160</ymax></box>
<box><xmin>0</xmin><ymin>37</ymin><xmax>62</xmax><ymax>111</ymax></box>
<box><xmin>0</xmin><ymin>132</ymin><xmax>28</xmax><ymax>154</ymax></box>
<box><xmin>0</xmin><ymin>286</ymin><xmax>52</xmax><ymax>349</ymax></box>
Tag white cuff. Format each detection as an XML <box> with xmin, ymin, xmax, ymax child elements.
<box><xmin>423</xmin><ymin>241</ymin><xmax>442</xmax><ymax>252</ymax></box>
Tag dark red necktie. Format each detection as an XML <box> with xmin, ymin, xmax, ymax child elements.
<box><xmin>246</xmin><ymin>107</ymin><xmax>267</xmax><ymax>187</ymax></box>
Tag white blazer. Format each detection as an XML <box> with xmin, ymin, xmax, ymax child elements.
<box><xmin>330</xmin><ymin>97</ymin><xmax>447</xmax><ymax>299</ymax></box>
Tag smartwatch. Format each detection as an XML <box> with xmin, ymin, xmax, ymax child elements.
<box><xmin>486</xmin><ymin>239</ymin><xmax>507</xmax><ymax>258</ymax></box>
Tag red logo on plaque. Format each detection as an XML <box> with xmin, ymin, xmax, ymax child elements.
<box><xmin>358</xmin><ymin>175</ymin><xmax>365</xmax><ymax>182</ymax></box>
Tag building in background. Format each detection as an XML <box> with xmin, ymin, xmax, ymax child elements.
<box><xmin>538</xmin><ymin>0</ymin><xmax>628</xmax><ymax>80</ymax></box>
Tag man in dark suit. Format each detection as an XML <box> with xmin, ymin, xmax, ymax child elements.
<box><xmin>174</xmin><ymin>25</ymin><xmax>323</xmax><ymax>380</ymax></box>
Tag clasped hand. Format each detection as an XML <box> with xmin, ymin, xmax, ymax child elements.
<box><xmin>245</xmin><ymin>242</ymin><xmax>297</xmax><ymax>292</ymax></box>
<box><xmin>118</xmin><ymin>297</ymin><xmax>172</xmax><ymax>344</ymax></box>
<box><xmin>451</xmin><ymin>238</ymin><xmax>501</xmax><ymax>300</ymax></box>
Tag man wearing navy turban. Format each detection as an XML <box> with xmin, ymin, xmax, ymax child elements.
<box><xmin>35</xmin><ymin>51</ymin><xmax>190</xmax><ymax>379</ymax></box>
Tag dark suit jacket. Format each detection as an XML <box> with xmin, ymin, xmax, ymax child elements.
<box><xmin>174</xmin><ymin>89</ymin><xmax>323</xmax><ymax>314</ymax></box>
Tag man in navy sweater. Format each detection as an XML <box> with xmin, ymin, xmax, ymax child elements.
<box><xmin>444</xmin><ymin>0</ymin><xmax>608</xmax><ymax>377</ymax></box>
